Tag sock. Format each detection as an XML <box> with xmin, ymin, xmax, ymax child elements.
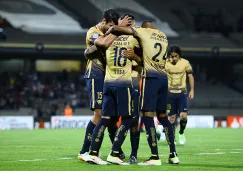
<box><xmin>172</xmin><ymin>122</ymin><xmax>176</xmax><ymax>140</ymax></box>
<box><xmin>143</xmin><ymin>116</ymin><xmax>159</xmax><ymax>157</ymax></box>
<box><xmin>80</xmin><ymin>120</ymin><xmax>96</xmax><ymax>154</ymax></box>
<box><xmin>158</xmin><ymin>116</ymin><xmax>176</xmax><ymax>153</ymax></box>
<box><xmin>179</xmin><ymin>118</ymin><xmax>187</xmax><ymax>134</ymax></box>
<box><xmin>107</xmin><ymin>119</ymin><xmax>124</xmax><ymax>155</ymax></box>
<box><xmin>111</xmin><ymin>118</ymin><xmax>133</xmax><ymax>156</ymax></box>
<box><xmin>89</xmin><ymin>118</ymin><xmax>110</xmax><ymax>156</ymax></box>
<box><xmin>130</xmin><ymin>121</ymin><xmax>140</xmax><ymax>158</ymax></box>
<box><xmin>107</xmin><ymin>123</ymin><xmax>117</xmax><ymax>143</ymax></box>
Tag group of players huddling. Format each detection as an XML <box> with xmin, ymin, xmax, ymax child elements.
<box><xmin>77</xmin><ymin>9</ymin><xmax>194</xmax><ymax>166</ymax></box>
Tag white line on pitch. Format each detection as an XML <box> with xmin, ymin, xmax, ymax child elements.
<box><xmin>229</xmin><ymin>152</ymin><xmax>242</xmax><ymax>154</ymax></box>
<box><xmin>18</xmin><ymin>158</ymin><xmax>73</xmax><ymax>162</ymax></box>
<box><xmin>194</xmin><ymin>152</ymin><xmax>226</xmax><ymax>155</ymax></box>
<box><xmin>55</xmin><ymin>157</ymin><xmax>73</xmax><ymax>160</ymax></box>
<box><xmin>19</xmin><ymin>159</ymin><xmax>47</xmax><ymax>162</ymax></box>
<box><xmin>194</xmin><ymin>152</ymin><xmax>242</xmax><ymax>156</ymax></box>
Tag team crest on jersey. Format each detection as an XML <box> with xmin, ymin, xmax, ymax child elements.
<box><xmin>92</xmin><ymin>33</ymin><xmax>99</xmax><ymax>39</ymax></box>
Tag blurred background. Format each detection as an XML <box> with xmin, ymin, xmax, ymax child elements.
<box><xmin>0</xmin><ymin>0</ymin><xmax>243</xmax><ymax>130</ymax></box>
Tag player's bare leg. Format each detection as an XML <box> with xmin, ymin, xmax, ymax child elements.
<box><xmin>179</xmin><ymin>112</ymin><xmax>187</xmax><ymax>145</ymax></box>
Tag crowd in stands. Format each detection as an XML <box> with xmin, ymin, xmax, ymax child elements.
<box><xmin>0</xmin><ymin>70</ymin><xmax>89</xmax><ymax>117</ymax></box>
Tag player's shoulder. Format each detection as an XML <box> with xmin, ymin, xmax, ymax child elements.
<box><xmin>87</xmin><ymin>26</ymin><xmax>100</xmax><ymax>35</ymax></box>
<box><xmin>180</xmin><ymin>58</ymin><xmax>191</xmax><ymax>66</ymax></box>
<box><xmin>180</xmin><ymin>58</ymin><xmax>189</xmax><ymax>63</ymax></box>
<box><xmin>133</xmin><ymin>26</ymin><xmax>143</xmax><ymax>31</ymax></box>
<box><xmin>157</xmin><ymin>30</ymin><xmax>167</xmax><ymax>37</ymax></box>
<box><xmin>87</xmin><ymin>26</ymin><xmax>97</xmax><ymax>33</ymax></box>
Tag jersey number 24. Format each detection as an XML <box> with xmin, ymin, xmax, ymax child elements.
<box><xmin>152</xmin><ymin>43</ymin><xmax>166</xmax><ymax>62</ymax></box>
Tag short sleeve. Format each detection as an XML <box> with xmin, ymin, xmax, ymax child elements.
<box><xmin>185</xmin><ymin>61</ymin><xmax>193</xmax><ymax>74</ymax></box>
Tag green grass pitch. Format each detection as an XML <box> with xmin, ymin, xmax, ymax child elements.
<box><xmin>0</xmin><ymin>128</ymin><xmax>243</xmax><ymax>171</ymax></box>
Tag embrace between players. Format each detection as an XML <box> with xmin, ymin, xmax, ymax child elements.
<box><xmin>78</xmin><ymin>9</ymin><xmax>194</xmax><ymax>166</ymax></box>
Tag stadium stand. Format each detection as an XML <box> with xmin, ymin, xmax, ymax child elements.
<box><xmin>0</xmin><ymin>0</ymin><xmax>243</xmax><ymax>118</ymax></box>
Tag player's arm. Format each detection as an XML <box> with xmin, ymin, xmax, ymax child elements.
<box><xmin>94</xmin><ymin>34</ymin><xmax>118</xmax><ymax>49</ymax></box>
<box><xmin>122</xmin><ymin>48</ymin><xmax>142</xmax><ymax>65</ymax></box>
<box><xmin>186</xmin><ymin>61</ymin><xmax>194</xmax><ymax>99</ymax></box>
<box><xmin>188</xmin><ymin>74</ymin><xmax>194</xmax><ymax>99</ymax></box>
<box><xmin>84</xmin><ymin>45</ymin><xmax>103</xmax><ymax>60</ymax></box>
<box><xmin>105</xmin><ymin>25</ymin><xmax>136</xmax><ymax>36</ymax></box>
<box><xmin>95</xmin><ymin>16</ymin><xmax>133</xmax><ymax>48</ymax></box>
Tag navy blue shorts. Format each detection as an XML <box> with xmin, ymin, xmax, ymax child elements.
<box><xmin>132</xmin><ymin>87</ymin><xmax>140</xmax><ymax>117</ymax></box>
<box><xmin>86</xmin><ymin>78</ymin><xmax>104</xmax><ymax>110</ymax></box>
<box><xmin>102</xmin><ymin>85</ymin><xmax>136</xmax><ymax>117</ymax></box>
<box><xmin>167</xmin><ymin>92</ymin><xmax>188</xmax><ymax>116</ymax></box>
<box><xmin>140</xmin><ymin>76</ymin><xmax>168</xmax><ymax>112</ymax></box>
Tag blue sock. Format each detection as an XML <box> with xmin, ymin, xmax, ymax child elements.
<box><xmin>158</xmin><ymin>116</ymin><xmax>176</xmax><ymax>153</ymax></box>
<box><xmin>80</xmin><ymin>120</ymin><xmax>96</xmax><ymax>154</ymax></box>
<box><xmin>179</xmin><ymin>118</ymin><xmax>187</xmax><ymax>134</ymax></box>
<box><xmin>111</xmin><ymin>118</ymin><xmax>133</xmax><ymax>157</ymax></box>
<box><xmin>172</xmin><ymin>122</ymin><xmax>176</xmax><ymax>140</ymax></box>
<box><xmin>130</xmin><ymin>121</ymin><xmax>140</xmax><ymax>158</ymax></box>
<box><xmin>89</xmin><ymin>118</ymin><xmax>110</xmax><ymax>156</ymax></box>
<box><xmin>107</xmin><ymin>119</ymin><xmax>124</xmax><ymax>154</ymax></box>
<box><xmin>143</xmin><ymin>116</ymin><xmax>159</xmax><ymax>157</ymax></box>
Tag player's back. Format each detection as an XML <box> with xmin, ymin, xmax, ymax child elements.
<box><xmin>105</xmin><ymin>35</ymin><xmax>139</xmax><ymax>87</ymax></box>
<box><xmin>84</xmin><ymin>26</ymin><xmax>105</xmax><ymax>79</ymax></box>
<box><xmin>133</xmin><ymin>27</ymin><xmax>168</xmax><ymax>77</ymax></box>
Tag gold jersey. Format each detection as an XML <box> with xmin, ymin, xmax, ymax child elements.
<box><xmin>131</xmin><ymin>61</ymin><xmax>140</xmax><ymax>89</ymax></box>
<box><xmin>105</xmin><ymin>35</ymin><xmax>140</xmax><ymax>87</ymax></box>
<box><xmin>165</xmin><ymin>58</ymin><xmax>193</xmax><ymax>93</ymax></box>
<box><xmin>133</xmin><ymin>27</ymin><xmax>168</xmax><ymax>77</ymax></box>
<box><xmin>84</xmin><ymin>25</ymin><xmax>105</xmax><ymax>79</ymax></box>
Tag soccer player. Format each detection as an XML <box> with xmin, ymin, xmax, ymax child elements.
<box><xmin>122</xmin><ymin>49</ymin><xmax>142</xmax><ymax>164</ymax></box>
<box><xmin>165</xmin><ymin>45</ymin><xmax>194</xmax><ymax>145</ymax></box>
<box><xmin>78</xmin><ymin>9</ymin><xmax>126</xmax><ymax>161</ymax></box>
<box><xmin>86</xmin><ymin>15</ymin><xmax>141</xmax><ymax>165</ymax></box>
<box><xmin>105</xmin><ymin>21</ymin><xmax>179</xmax><ymax>165</ymax></box>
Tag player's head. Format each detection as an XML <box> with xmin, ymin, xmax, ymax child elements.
<box><xmin>168</xmin><ymin>45</ymin><xmax>181</xmax><ymax>64</ymax></box>
<box><xmin>141</xmin><ymin>20</ymin><xmax>156</xmax><ymax>29</ymax></box>
<box><xmin>100</xmin><ymin>9</ymin><xmax>120</xmax><ymax>33</ymax></box>
<box><xmin>121</xmin><ymin>14</ymin><xmax>135</xmax><ymax>27</ymax></box>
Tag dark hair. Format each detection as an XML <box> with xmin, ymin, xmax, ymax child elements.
<box><xmin>141</xmin><ymin>20</ymin><xmax>152</xmax><ymax>27</ymax></box>
<box><xmin>102</xmin><ymin>9</ymin><xmax>120</xmax><ymax>25</ymax></box>
<box><xmin>121</xmin><ymin>14</ymin><xmax>135</xmax><ymax>20</ymax></box>
<box><xmin>168</xmin><ymin>45</ymin><xmax>182</xmax><ymax>56</ymax></box>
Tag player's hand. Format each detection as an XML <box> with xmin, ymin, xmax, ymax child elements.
<box><xmin>189</xmin><ymin>90</ymin><xmax>194</xmax><ymax>99</ymax></box>
<box><xmin>122</xmin><ymin>48</ymin><xmax>135</xmax><ymax>60</ymax></box>
<box><xmin>118</xmin><ymin>16</ymin><xmax>132</xmax><ymax>27</ymax></box>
